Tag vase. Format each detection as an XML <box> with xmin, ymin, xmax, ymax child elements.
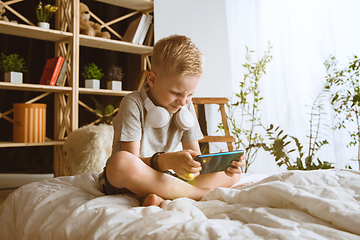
<box><xmin>85</xmin><ymin>79</ymin><xmax>100</xmax><ymax>89</ymax></box>
<box><xmin>13</xmin><ymin>103</ymin><xmax>47</xmax><ymax>143</ymax></box>
<box><xmin>107</xmin><ymin>81</ymin><xmax>122</xmax><ymax>91</ymax></box>
<box><xmin>4</xmin><ymin>72</ymin><xmax>23</xmax><ymax>84</ymax></box>
<box><xmin>38</xmin><ymin>22</ymin><xmax>50</xmax><ymax>29</ymax></box>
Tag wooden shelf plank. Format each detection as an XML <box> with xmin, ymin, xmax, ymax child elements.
<box><xmin>0</xmin><ymin>140</ymin><xmax>65</xmax><ymax>148</ymax></box>
<box><xmin>79</xmin><ymin>87</ymin><xmax>132</xmax><ymax>96</ymax></box>
<box><xmin>193</xmin><ymin>98</ymin><xmax>229</xmax><ymax>105</ymax></box>
<box><xmin>0</xmin><ymin>21</ymin><xmax>72</xmax><ymax>42</ymax></box>
<box><xmin>199</xmin><ymin>136</ymin><xmax>236</xmax><ymax>143</ymax></box>
<box><xmin>0</xmin><ymin>82</ymin><xmax>71</xmax><ymax>93</ymax></box>
<box><xmin>94</xmin><ymin>0</ymin><xmax>153</xmax><ymax>11</ymax></box>
<box><xmin>80</xmin><ymin>35</ymin><xmax>152</xmax><ymax>55</ymax></box>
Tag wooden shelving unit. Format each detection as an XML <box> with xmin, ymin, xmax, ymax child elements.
<box><xmin>0</xmin><ymin>82</ymin><xmax>71</xmax><ymax>93</ymax></box>
<box><xmin>0</xmin><ymin>21</ymin><xmax>152</xmax><ymax>55</ymax></box>
<box><xmin>94</xmin><ymin>0</ymin><xmax>153</xmax><ymax>11</ymax></box>
<box><xmin>79</xmin><ymin>35</ymin><xmax>152</xmax><ymax>54</ymax></box>
<box><xmin>0</xmin><ymin>0</ymin><xmax>153</xmax><ymax>176</ymax></box>
<box><xmin>79</xmin><ymin>88</ymin><xmax>132</xmax><ymax>96</ymax></box>
<box><xmin>0</xmin><ymin>21</ymin><xmax>72</xmax><ymax>42</ymax></box>
<box><xmin>0</xmin><ymin>141</ymin><xmax>65</xmax><ymax>148</ymax></box>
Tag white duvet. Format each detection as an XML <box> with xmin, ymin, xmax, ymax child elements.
<box><xmin>1</xmin><ymin>169</ymin><xmax>360</xmax><ymax>240</ymax></box>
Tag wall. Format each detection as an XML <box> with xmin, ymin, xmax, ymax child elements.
<box><xmin>154</xmin><ymin>0</ymin><xmax>232</xmax><ymax>98</ymax></box>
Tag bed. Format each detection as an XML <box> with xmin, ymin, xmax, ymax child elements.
<box><xmin>1</xmin><ymin>169</ymin><xmax>360</xmax><ymax>239</ymax></box>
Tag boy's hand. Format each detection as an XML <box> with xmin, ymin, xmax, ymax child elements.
<box><xmin>224</xmin><ymin>151</ymin><xmax>246</xmax><ymax>177</ymax></box>
<box><xmin>166</xmin><ymin>149</ymin><xmax>202</xmax><ymax>180</ymax></box>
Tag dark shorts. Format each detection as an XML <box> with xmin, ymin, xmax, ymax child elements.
<box><xmin>98</xmin><ymin>167</ymin><xmax>182</xmax><ymax>195</ymax></box>
<box><xmin>98</xmin><ymin>167</ymin><xmax>134</xmax><ymax>195</ymax></box>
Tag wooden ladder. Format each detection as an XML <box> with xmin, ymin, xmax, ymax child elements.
<box><xmin>192</xmin><ymin>98</ymin><xmax>235</xmax><ymax>151</ymax></box>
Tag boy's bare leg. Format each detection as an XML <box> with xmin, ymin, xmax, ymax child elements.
<box><xmin>187</xmin><ymin>171</ymin><xmax>241</xmax><ymax>189</ymax></box>
<box><xmin>139</xmin><ymin>172</ymin><xmax>241</xmax><ymax>206</ymax></box>
<box><xmin>141</xmin><ymin>194</ymin><xmax>164</xmax><ymax>206</ymax></box>
<box><xmin>106</xmin><ymin>151</ymin><xmax>212</xmax><ymax>203</ymax></box>
<box><xmin>140</xmin><ymin>171</ymin><xmax>240</xmax><ymax>206</ymax></box>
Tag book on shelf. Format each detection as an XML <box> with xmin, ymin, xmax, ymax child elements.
<box><xmin>122</xmin><ymin>14</ymin><xmax>145</xmax><ymax>44</ymax></box>
<box><xmin>138</xmin><ymin>15</ymin><xmax>153</xmax><ymax>45</ymax></box>
<box><xmin>55</xmin><ymin>59</ymin><xmax>68</xmax><ymax>86</ymax></box>
<box><xmin>144</xmin><ymin>23</ymin><xmax>154</xmax><ymax>46</ymax></box>
<box><xmin>39</xmin><ymin>56</ymin><xmax>65</xmax><ymax>86</ymax></box>
<box><xmin>122</xmin><ymin>16</ymin><xmax>140</xmax><ymax>43</ymax></box>
<box><xmin>132</xmin><ymin>14</ymin><xmax>148</xmax><ymax>44</ymax></box>
<box><xmin>122</xmin><ymin>14</ymin><xmax>153</xmax><ymax>45</ymax></box>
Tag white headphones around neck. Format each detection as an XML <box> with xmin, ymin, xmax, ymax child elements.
<box><xmin>139</xmin><ymin>82</ymin><xmax>195</xmax><ymax>131</ymax></box>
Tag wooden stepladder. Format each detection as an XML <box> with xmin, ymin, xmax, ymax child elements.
<box><xmin>192</xmin><ymin>98</ymin><xmax>235</xmax><ymax>151</ymax></box>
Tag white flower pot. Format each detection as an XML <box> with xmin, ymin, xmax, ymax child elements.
<box><xmin>38</xmin><ymin>22</ymin><xmax>50</xmax><ymax>29</ymax></box>
<box><xmin>107</xmin><ymin>81</ymin><xmax>122</xmax><ymax>91</ymax></box>
<box><xmin>85</xmin><ymin>79</ymin><xmax>100</xmax><ymax>89</ymax></box>
<box><xmin>4</xmin><ymin>72</ymin><xmax>23</xmax><ymax>84</ymax></box>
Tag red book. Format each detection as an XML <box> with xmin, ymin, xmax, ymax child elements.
<box><xmin>39</xmin><ymin>56</ymin><xmax>65</xmax><ymax>86</ymax></box>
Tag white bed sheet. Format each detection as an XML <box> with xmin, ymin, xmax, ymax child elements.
<box><xmin>1</xmin><ymin>169</ymin><xmax>360</xmax><ymax>240</ymax></box>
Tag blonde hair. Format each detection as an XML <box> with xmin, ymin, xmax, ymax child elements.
<box><xmin>151</xmin><ymin>35</ymin><xmax>204</xmax><ymax>78</ymax></box>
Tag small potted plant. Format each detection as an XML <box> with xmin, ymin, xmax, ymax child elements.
<box><xmin>36</xmin><ymin>1</ymin><xmax>58</xmax><ymax>29</ymax></box>
<box><xmin>106</xmin><ymin>65</ymin><xmax>124</xmax><ymax>91</ymax></box>
<box><xmin>0</xmin><ymin>53</ymin><xmax>27</xmax><ymax>84</ymax></box>
<box><xmin>82</xmin><ymin>63</ymin><xmax>104</xmax><ymax>89</ymax></box>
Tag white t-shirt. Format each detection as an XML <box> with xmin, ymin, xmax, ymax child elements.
<box><xmin>112</xmin><ymin>91</ymin><xmax>203</xmax><ymax>157</ymax></box>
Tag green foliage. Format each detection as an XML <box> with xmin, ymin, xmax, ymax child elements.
<box><xmin>298</xmin><ymin>86</ymin><xmax>331</xmax><ymax>169</ymax></box>
<box><xmin>264</xmin><ymin>124</ymin><xmax>293</xmax><ymax>169</ymax></box>
<box><xmin>324</xmin><ymin>55</ymin><xmax>360</xmax><ymax>170</ymax></box>
<box><xmin>219</xmin><ymin>42</ymin><xmax>275</xmax><ymax>172</ymax></box>
<box><xmin>90</xmin><ymin>97</ymin><xmax>118</xmax><ymax>124</ymax></box>
<box><xmin>219</xmin><ymin>43</ymin><xmax>333</xmax><ymax>172</ymax></box>
<box><xmin>272</xmin><ymin>85</ymin><xmax>333</xmax><ymax>171</ymax></box>
<box><xmin>0</xmin><ymin>53</ymin><xmax>27</xmax><ymax>73</ymax></box>
<box><xmin>288</xmin><ymin>135</ymin><xmax>332</xmax><ymax>170</ymax></box>
<box><xmin>82</xmin><ymin>63</ymin><xmax>104</xmax><ymax>80</ymax></box>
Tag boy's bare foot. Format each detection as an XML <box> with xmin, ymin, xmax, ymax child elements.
<box><xmin>141</xmin><ymin>193</ymin><xmax>164</xmax><ymax>207</ymax></box>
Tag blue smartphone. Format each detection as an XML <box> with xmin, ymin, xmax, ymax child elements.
<box><xmin>194</xmin><ymin>150</ymin><xmax>244</xmax><ymax>174</ymax></box>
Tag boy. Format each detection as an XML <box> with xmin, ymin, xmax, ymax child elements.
<box><xmin>99</xmin><ymin>34</ymin><xmax>245</xmax><ymax>206</ymax></box>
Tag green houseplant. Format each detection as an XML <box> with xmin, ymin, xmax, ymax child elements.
<box><xmin>325</xmin><ymin>55</ymin><xmax>360</xmax><ymax>170</ymax></box>
<box><xmin>0</xmin><ymin>53</ymin><xmax>27</xmax><ymax>84</ymax></box>
<box><xmin>90</xmin><ymin>97</ymin><xmax>119</xmax><ymax>125</ymax></box>
<box><xmin>82</xmin><ymin>63</ymin><xmax>104</xmax><ymax>89</ymax></box>
<box><xmin>218</xmin><ymin>43</ymin><xmax>276</xmax><ymax>172</ymax></box>
<box><xmin>219</xmin><ymin>44</ymin><xmax>332</xmax><ymax>172</ymax></box>
<box><xmin>106</xmin><ymin>65</ymin><xmax>124</xmax><ymax>91</ymax></box>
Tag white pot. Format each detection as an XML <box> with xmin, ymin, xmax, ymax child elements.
<box><xmin>107</xmin><ymin>81</ymin><xmax>122</xmax><ymax>91</ymax></box>
<box><xmin>85</xmin><ymin>79</ymin><xmax>100</xmax><ymax>89</ymax></box>
<box><xmin>5</xmin><ymin>72</ymin><xmax>23</xmax><ymax>84</ymax></box>
<box><xmin>38</xmin><ymin>22</ymin><xmax>50</xmax><ymax>29</ymax></box>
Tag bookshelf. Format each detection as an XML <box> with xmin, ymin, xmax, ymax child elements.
<box><xmin>79</xmin><ymin>35</ymin><xmax>152</xmax><ymax>54</ymax></box>
<box><xmin>0</xmin><ymin>82</ymin><xmax>71</xmax><ymax>92</ymax></box>
<box><xmin>0</xmin><ymin>20</ymin><xmax>72</xmax><ymax>41</ymax></box>
<box><xmin>0</xmin><ymin>141</ymin><xmax>65</xmax><ymax>148</ymax></box>
<box><xmin>95</xmin><ymin>0</ymin><xmax>153</xmax><ymax>11</ymax></box>
<box><xmin>0</xmin><ymin>0</ymin><xmax>153</xmax><ymax>176</ymax></box>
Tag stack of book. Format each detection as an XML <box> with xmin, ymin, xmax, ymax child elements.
<box><xmin>122</xmin><ymin>14</ymin><xmax>154</xmax><ymax>45</ymax></box>
<box><xmin>39</xmin><ymin>56</ymin><xmax>68</xmax><ymax>86</ymax></box>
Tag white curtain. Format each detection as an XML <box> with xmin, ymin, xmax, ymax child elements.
<box><xmin>207</xmin><ymin>0</ymin><xmax>360</xmax><ymax>174</ymax></box>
